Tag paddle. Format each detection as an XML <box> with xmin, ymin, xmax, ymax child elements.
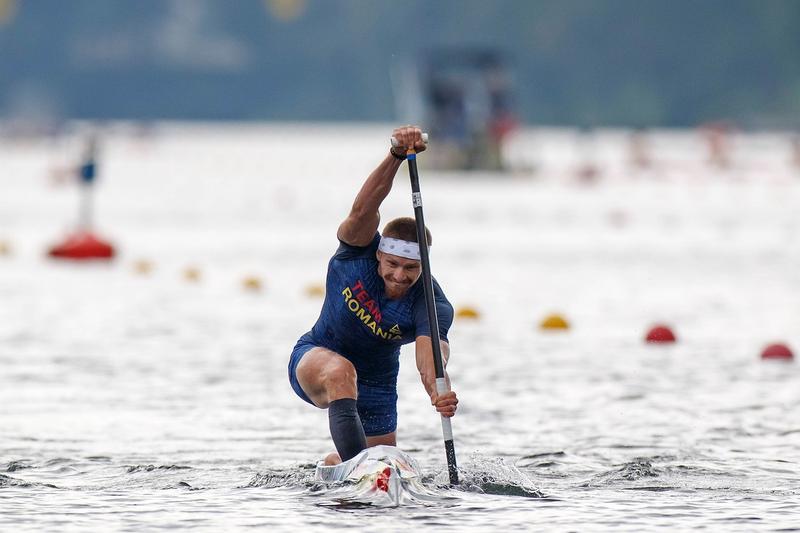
<box><xmin>391</xmin><ymin>133</ymin><xmax>459</xmax><ymax>485</ymax></box>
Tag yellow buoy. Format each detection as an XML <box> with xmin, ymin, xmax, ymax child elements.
<box><xmin>183</xmin><ymin>267</ymin><xmax>202</xmax><ymax>283</ymax></box>
<box><xmin>132</xmin><ymin>259</ymin><xmax>153</xmax><ymax>275</ymax></box>
<box><xmin>0</xmin><ymin>240</ymin><xmax>10</xmax><ymax>256</ymax></box>
<box><xmin>455</xmin><ymin>306</ymin><xmax>481</xmax><ymax>320</ymax></box>
<box><xmin>242</xmin><ymin>276</ymin><xmax>263</xmax><ymax>292</ymax></box>
<box><xmin>540</xmin><ymin>313</ymin><xmax>570</xmax><ymax>330</ymax></box>
<box><xmin>305</xmin><ymin>283</ymin><xmax>325</xmax><ymax>298</ymax></box>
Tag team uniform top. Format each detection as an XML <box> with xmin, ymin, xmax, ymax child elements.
<box><xmin>297</xmin><ymin>233</ymin><xmax>453</xmax><ymax>384</ymax></box>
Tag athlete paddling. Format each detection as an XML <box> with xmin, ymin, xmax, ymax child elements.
<box><xmin>288</xmin><ymin>126</ymin><xmax>458</xmax><ymax>466</ymax></box>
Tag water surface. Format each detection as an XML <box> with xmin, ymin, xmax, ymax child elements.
<box><xmin>1</xmin><ymin>125</ymin><xmax>798</xmax><ymax>531</ymax></box>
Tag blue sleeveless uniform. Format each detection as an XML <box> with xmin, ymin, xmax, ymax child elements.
<box><xmin>288</xmin><ymin>233</ymin><xmax>453</xmax><ymax>436</ymax></box>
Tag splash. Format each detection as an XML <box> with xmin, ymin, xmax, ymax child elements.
<box><xmin>581</xmin><ymin>458</ymin><xmax>663</xmax><ymax>488</ymax></box>
<box><xmin>5</xmin><ymin>460</ymin><xmax>32</xmax><ymax>472</ymax></box>
<box><xmin>249</xmin><ymin>453</ymin><xmax>545</xmax><ymax>504</ymax></box>
<box><xmin>247</xmin><ymin>465</ymin><xmax>317</xmax><ymax>489</ymax></box>
<box><xmin>434</xmin><ymin>454</ymin><xmax>545</xmax><ymax>498</ymax></box>
<box><xmin>125</xmin><ymin>464</ymin><xmax>191</xmax><ymax>474</ymax></box>
<box><xmin>0</xmin><ymin>473</ymin><xmax>58</xmax><ymax>489</ymax></box>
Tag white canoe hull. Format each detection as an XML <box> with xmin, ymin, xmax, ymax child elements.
<box><xmin>314</xmin><ymin>445</ymin><xmax>425</xmax><ymax>506</ymax></box>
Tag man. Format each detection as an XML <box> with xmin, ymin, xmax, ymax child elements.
<box><xmin>288</xmin><ymin>126</ymin><xmax>458</xmax><ymax>465</ymax></box>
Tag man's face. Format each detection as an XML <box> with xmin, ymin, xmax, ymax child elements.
<box><xmin>376</xmin><ymin>251</ymin><xmax>422</xmax><ymax>299</ymax></box>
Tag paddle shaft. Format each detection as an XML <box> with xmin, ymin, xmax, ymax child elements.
<box><xmin>392</xmin><ymin>135</ymin><xmax>459</xmax><ymax>485</ymax></box>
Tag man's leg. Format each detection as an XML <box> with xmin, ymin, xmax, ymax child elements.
<box><xmin>295</xmin><ymin>347</ymin><xmax>367</xmax><ymax>461</ymax></box>
<box><xmin>366</xmin><ymin>432</ymin><xmax>396</xmax><ymax>447</ymax></box>
<box><xmin>324</xmin><ymin>433</ymin><xmax>396</xmax><ymax>465</ymax></box>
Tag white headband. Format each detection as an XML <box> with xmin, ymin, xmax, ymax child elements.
<box><xmin>378</xmin><ymin>236</ymin><xmax>422</xmax><ymax>261</ymax></box>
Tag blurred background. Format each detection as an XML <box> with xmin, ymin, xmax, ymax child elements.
<box><xmin>3</xmin><ymin>0</ymin><xmax>800</xmax><ymax>172</ymax></box>
<box><xmin>2</xmin><ymin>0</ymin><xmax>800</xmax><ymax>127</ymax></box>
<box><xmin>1</xmin><ymin>2</ymin><xmax>799</xmax><ymax>529</ymax></box>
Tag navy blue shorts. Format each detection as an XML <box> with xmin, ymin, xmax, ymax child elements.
<box><xmin>288</xmin><ymin>341</ymin><xmax>398</xmax><ymax>437</ymax></box>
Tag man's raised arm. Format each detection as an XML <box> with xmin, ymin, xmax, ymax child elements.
<box><xmin>336</xmin><ymin>126</ymin><xmax>426</xmax><ymax>246</ymax></box>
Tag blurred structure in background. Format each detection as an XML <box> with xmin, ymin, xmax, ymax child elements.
<box><xmin>628</xmin><ymin>129</ymin><xmax>653</xmax><ymax>171</ymax></box>
<box><xmin>393</xmin><ymin>48</ymin><xmax>518</xmax><ymax>171</ymax></box>
<box><xmin>791</xmin><ymin>134</ymin><xmax>800</xmax><ymax>171</ymax></box>
<box><xmin>48</xmin><ymin>134</ymin><xmax>116</xmax><ymax>260</ymax></box>
<box><xmin>700</xmin><ymin>122</ymin><xmax>734</xmax><ymax>170</ymax></box>
<box><xmin>2</xmin><ymin>1</ymin><xmax>800</xmax><ymax>133</ymax></box>
<box><xmin>572</xmin><ymin>128</ymin><xmax>602</xmax><ymax>183</ymax></box>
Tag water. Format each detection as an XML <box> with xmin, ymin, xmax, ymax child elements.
<box><xmin>1</xmin><ymin>124</ymin><xmax>799</xmax><ymax>530</ymax></box>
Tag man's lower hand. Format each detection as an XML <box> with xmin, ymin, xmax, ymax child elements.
<box><xmin>431</xmin><ymin>390</ymin><xmax>458</xmax><ymax>417</ymax></box>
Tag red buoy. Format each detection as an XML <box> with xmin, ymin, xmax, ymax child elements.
<box><xmin>760</xmin><ymin>343</ymin><xmax>794</xmax><ymax>361</ymax></box>
<box><xmin>48</xmin><ymin>231</ymin><xmax>115</xmax><ymax>260</ymax></box>
<box><xmin>645</xmin><ymin>325</ymin><xmax>676</xmax><ymax>343</ymax></box>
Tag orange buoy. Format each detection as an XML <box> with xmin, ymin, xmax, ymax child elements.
<box><xmin>645</xmin><ymin>324</ymin><xmax>676</xmax><ymax>343</ymax></box>
<box><xmin>48</xmin><ymin>231</ymin><xmax>115</xmax><ymax>260</ymax></box>
<box><xmin>455</xmin><ymin>306</ymin><xmax>481</xmax><ymax>320</ymax></box>
<box><xmin>760</xmin><ymin>343</ymin><xmax>794</xmax><ymax>361</ymax></box>
<box><xmin>540</xmin><ymin>313</ymin><xmax>570</xmax><ymax>330</ymax></box>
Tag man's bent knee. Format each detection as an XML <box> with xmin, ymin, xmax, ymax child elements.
<box><xmin>296</xmin><ymin>349</ymin><xmax>358</xmax><ymax>408</ymax></box>
<box><xmin>320</xmin><ymin>357</ymin><xmax>358</xmax><ymax>404</ymax></box>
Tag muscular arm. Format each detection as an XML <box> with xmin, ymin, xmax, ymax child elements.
<box><xmin>415</xmin><ymin>336</ymin><xmax>458</xmax><ymax>417</ymax></box>
<box><xmin>336</xmin><ymin>126</ymin><xmax>426</xmax><ymax>246</ymax></box>
<box><xmin>336</xmin><ymin>153</ymin><xmax>403</xmax><ymax>246</ymax></box>
<box><xmin>415</xmin><ymin>336</ymin><xmax>450</xmax><ymax>395</ymax></box>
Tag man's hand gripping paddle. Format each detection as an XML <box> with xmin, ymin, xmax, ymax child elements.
<box><xmin>391</xmin><ymin>133</ymin><xmax>459</xmax><ymax>485</ymax></box>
